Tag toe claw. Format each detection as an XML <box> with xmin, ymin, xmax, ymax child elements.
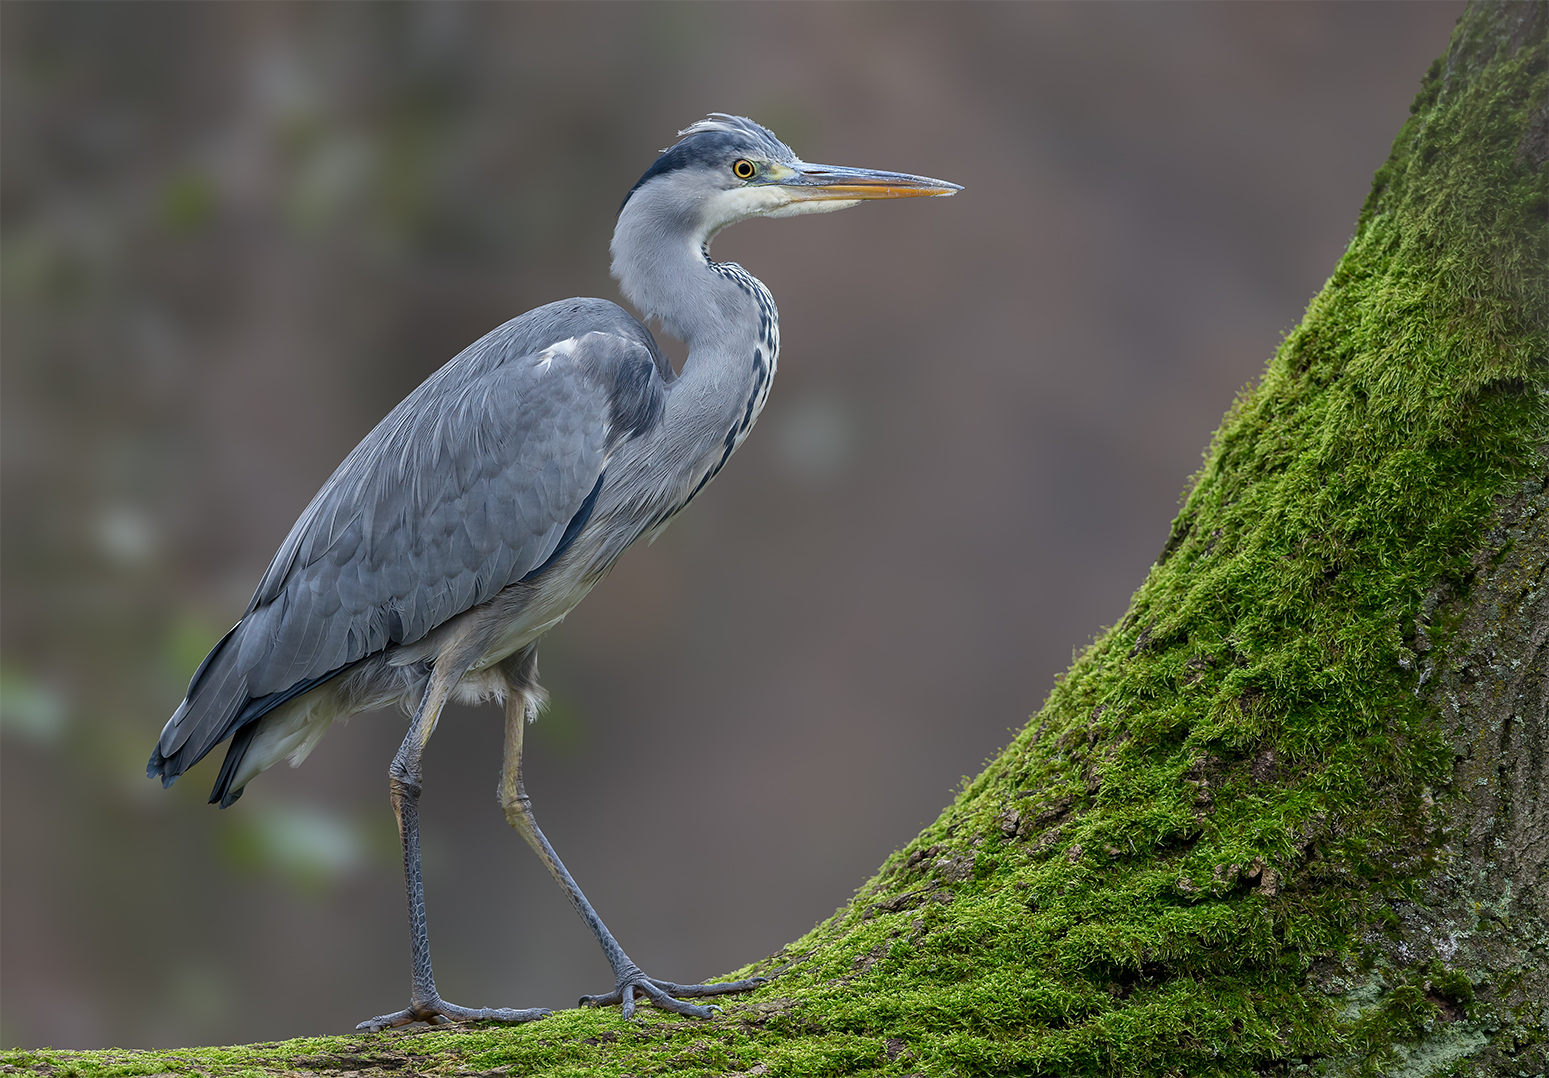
<box><xmin>357</xmin><ymin>1009</ymin><xmax>413</xmax><ymax>1032</ymax></box>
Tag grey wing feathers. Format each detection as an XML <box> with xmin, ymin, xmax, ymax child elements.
<box><xmin>149</xmin><ymin>300</ymin><xmax>667</xmax><ymax>791</ymax></box>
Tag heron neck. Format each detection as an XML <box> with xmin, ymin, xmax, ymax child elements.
<box><xmin>611</xmin><ymin>202</ymin><xmax>776</xmax><ymax>418</ymax></box>
<box><xmin>612</xmin><ymin>205</ymin><xmax>753</xmax><ymax>341</ymax></box>
<box><xmin>608</xmin><ymin>203</ymin><xmax>778</xmax><ymax>531</ymax></box>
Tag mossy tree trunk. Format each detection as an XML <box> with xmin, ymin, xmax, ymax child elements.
<box><xmin>6</xmin><ymin>3</ymin><xmax>1545</xmax><ymax>1077</ymax></box>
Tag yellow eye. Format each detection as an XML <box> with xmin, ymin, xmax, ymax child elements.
<box><xmin>732</xmin><ymin>159</ymin><xmax>756</xmax><ymax>180</ymax></box>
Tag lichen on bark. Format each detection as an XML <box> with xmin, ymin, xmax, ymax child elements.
<box><xmin>5</xmin><ymin>2</ymin><xmax>1544</xmax><ymax>1076</ymax></box>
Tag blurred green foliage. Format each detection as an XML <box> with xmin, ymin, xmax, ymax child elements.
<box><xmin>218</xmin><ymin>804</ymin><xmax>370</xmax><ymax>895</ymax></box>
<box><xmin>158</xmin><ymin>171</ymin><xmax>216</xmax><ymax>237</ymax></box>
<box><xmin>0</xmin><ymin>665</ymin><xmax>71</xmax><ymax>747</ymax></box>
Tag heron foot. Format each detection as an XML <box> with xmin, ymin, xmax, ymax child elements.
<box><xmin>580</xmin><ymin>974</ymin><xmax>765</xmax><ymax>1020</ymax></box>
<box><xmin>356</xmin><ymin>997</ymin><xmax>552</xmax><ymax>1031</ymax></box>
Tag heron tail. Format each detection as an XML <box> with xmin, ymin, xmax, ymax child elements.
<box><xmin>147</xmin><ymin>622</ymin><xmax>312</xmax><ymax>807</ymax></box>
<box><xmin>147</xmin><ymin>623</ymin><xmax>249</xmax><ymax>785</ymax></box>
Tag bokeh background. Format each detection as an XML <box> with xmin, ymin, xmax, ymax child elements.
<box><xmin>2</xmin><ymin>0</ymin><xmax>1462</xmax><ymax>1051</ymax></box>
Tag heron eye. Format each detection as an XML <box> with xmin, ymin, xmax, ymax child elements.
<box><xmin>732</xmin><ymin>159</ymin><xmax>756</xmax><ymax>180</ymax></box>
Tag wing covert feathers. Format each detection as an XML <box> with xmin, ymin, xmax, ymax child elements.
<box><xmin>148</xmin><ymin>300</ymin><xmax>668</xmax><ymax>799</ymax></box>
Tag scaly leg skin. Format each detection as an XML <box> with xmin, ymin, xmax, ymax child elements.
<box><xmin>359</xmin><ymin>670</ymin><xmax>553</xmax><ymax>1031</ymax></box>
<box><xmin>497</xmin><ymin>691</ymin><xmax>764</xmax><ymax>1019</ymax></box>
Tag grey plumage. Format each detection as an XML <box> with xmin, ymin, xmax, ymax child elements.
<box><xmin>150</xmin><ymin>301</ymin><xmax>666</xmax><ymax>802</ymax></box>
<box><xmin>148</xmin><ymin>114</ymin><xmax>958</xmax><ymax>1027</ymax></box>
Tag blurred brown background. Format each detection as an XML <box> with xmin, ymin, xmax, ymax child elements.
<box><xmin>1</xmin><ymin>0</ymin><xmax>1461</xmax><ymax>1051</ymax></box>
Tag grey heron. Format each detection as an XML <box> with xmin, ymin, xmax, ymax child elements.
<box><xmin>148</xmin><ymin>115</ymin><xmax>959</xmax><ymax>1030</ymax></box>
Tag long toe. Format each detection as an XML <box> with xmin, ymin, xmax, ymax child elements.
<box><xmin>357</xmin><ymin>999</ymin><xmax>551</xmax><ymax>1031</ymax></box>
<box><xmin>436</xmin><ymin>1001</ymin><xmax>553</xmax><ymax>1024</ymax></box>
<box><xmin>647</xmin><ymin>976</ymin><xmax>766</xmax><ymax>999</ymax></box>
<box><xmin>581</xmin><ymin>974</ymin><xmax>764</xmax><ymax>1019</ymax></box>
<box><xmin>357</xmin><ymin>1007</ymin><xmax>423</xmax><ymax>1032</ymax></box>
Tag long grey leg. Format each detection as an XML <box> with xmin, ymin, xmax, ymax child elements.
<box><xmin>497</xmin><ymin>693</ymin><xmax>763</xmax><ymax>1019</ymax></box>
<box><xmin>357</xmin><ymin>670</ymin><xmax>551</xmax><ymax>1031</ymax></box>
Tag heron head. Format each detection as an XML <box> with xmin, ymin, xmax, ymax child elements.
<box><xmin>618</xmin><ymin>114</ymin><xmax>961</xmax><ymax>244</ymax></box>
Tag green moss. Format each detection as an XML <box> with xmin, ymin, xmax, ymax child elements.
<box><xmin>7</xmin><ymin>6</ymin><xmax>1544</xmax><ymax>1078</ymax></box>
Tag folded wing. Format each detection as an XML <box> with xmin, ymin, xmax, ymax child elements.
<box><xmin>149</xmin><ymin>301</ymin><xmax>667</xmax><ymax>797</ymax></box>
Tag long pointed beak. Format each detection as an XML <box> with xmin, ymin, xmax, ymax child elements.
<box><xmin>777</xmin><ymin>163</ymin><xmax>962</xmax><ymax>202</ymax></box>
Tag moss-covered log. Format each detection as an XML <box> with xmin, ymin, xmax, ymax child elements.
<box><xmin>6</xmin><ymin>3</ymin><xmax>1544</xmax><ymax>1076</ymax></box>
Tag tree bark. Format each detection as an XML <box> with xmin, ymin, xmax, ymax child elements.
<box><xmin>4</xmin><ymin>3</ymin><xmax>1544</xmax><ymax>1076</ymax></box>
